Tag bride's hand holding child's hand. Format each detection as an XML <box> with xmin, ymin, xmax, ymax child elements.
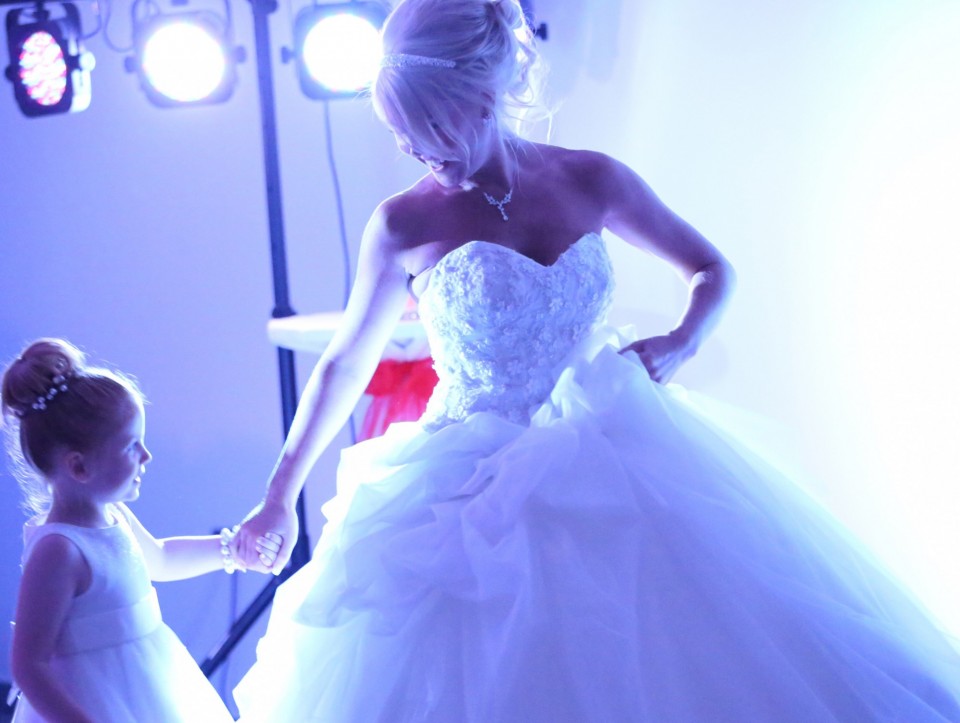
<box><xmin>235</xmin><ymin>500</ymin><xmax>296</xmax><ymax>575</ymax></box>
<box><xmin>621</xmin><ymin>331</ymin><xmax>695</xmax><ymax>384</ymax></box>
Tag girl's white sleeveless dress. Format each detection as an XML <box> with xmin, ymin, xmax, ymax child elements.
<box><xmin>236</xmin><ymin>233</ymin><xmax>960</xmax><ymax>721</ymax></box>
<box><xmin>12</xmin><ymin>508</ymin><xmax>233</xmax><ymax>723</ymax></box>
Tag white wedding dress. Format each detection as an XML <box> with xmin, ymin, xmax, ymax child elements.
<box><xmin>236</xmin><ymin>232</ymin><xmax>960</xmax><ymax>722</ymax></box>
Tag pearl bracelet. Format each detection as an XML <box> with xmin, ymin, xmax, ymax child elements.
<box><xmin>220</xmin><ymin>525</ymin><xmax>241</xmax><ymax>574</ymax></box>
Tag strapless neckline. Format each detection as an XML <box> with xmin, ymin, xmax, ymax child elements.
<box><xmin>441</xmin><ymin>232</ymin><xmax>601</xmax><ymax>270</ymax></box>
<box><xmin>418</xmin><ymin>232</ymin><xmax>602</xmax><ymax>302</ymax></box>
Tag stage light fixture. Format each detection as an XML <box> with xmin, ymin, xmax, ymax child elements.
<box><xmin>4</xmin><ymin>2</ymin><xmax>94</xmax><ymax>117</ymax></box>
<box><xmin>289</xmin><ymin>1</ymin><xmax>387</xmax><ymax>100</ymax></box>
<box><xmin>126</xmin><ymin>11</ymin><xmax>243</xmax><ymax>107</ymax></box>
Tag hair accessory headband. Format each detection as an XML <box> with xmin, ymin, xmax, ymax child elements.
<box><xmin>381</xmin><ymin>53</ymin><xmax>456</xmax><ymax>70</ymax></box>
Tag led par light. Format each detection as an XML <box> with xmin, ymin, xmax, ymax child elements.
<box><xmin>126</xmin><ymin>11</ymin><xmax>243</xmax><ymax>108</ymax></box>
<box><xmin>291</xmin><ymin>1</ymin><xmax>387</xmax><ymax>100</ymax></box>
<box><xmin>4</xmin><ymin>2</ymin><xmax>94</xmax><ymax>117</ymax></box>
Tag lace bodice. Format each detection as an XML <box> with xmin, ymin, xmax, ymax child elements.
<box><xmin>418</xmin><ymin>232</ymin><xmax>614</xmax><ymax>430</ymax></box>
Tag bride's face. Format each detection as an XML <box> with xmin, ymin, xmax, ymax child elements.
<box><xmin>390</xmin><ymin>104</ymin><xmax>497</xmax><ymax>190</ymax></box>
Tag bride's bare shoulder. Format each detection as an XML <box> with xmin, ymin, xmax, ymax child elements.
<box><xmin>374</xmin><ymin>175</ymin><xmax>435</xmax><ymax>226</ymax></box>
<box><xmin>530</xmin><ymin>143</ymin><xmax>621</xmax><ymax>183</ymax></box>
<box><xmin>364</xmin><ymin>180</ymin><xmax>445</xmax><ymax>262</ymax></box>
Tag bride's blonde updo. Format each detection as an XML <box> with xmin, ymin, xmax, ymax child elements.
<box><xmin>373</xmin><ymin>0</ymin><xmax>546</xmax><ymax>166</ymax></box>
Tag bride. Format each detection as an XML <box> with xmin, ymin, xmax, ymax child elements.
<box><xmin>233</xmin><ymin>0</ymin><xmax>960</xmax><ymax>719</ymax></box>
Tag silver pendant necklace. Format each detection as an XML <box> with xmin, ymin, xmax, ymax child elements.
<box><xmin>483</xmin><ymin>188</ymin><xmax>513</xmax><ymax>221</ymax></box>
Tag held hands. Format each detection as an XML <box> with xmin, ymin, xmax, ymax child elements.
<box><xmin>620</xmin><ymin>331</ymin><xmax>696</xmax><ymax>384</ymax></box>
<box><xmin>222</xmin><ymin>525</ymin><xmax>282</xmax><ymax>574</ymax></box>
<box><xmin>235</xmin><ymin>499</ymin><xmax>299</xmax><ymax>575</ymax></box>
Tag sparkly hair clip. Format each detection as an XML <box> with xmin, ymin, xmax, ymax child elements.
<box><xmin>380</xmin><ymin>53</ymin><xmax>456</xmax><ymax>70</ymax></box>
<box><xmin>16</xmin><ymin>374</ymin><xmax>71</xmax><ymax>416</ymax></box>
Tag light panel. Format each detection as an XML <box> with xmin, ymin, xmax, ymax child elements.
<box><xmin>4</xmin><ymin>3</ymin><xmax>93</xmax><ymax>117</ymax></box>
<box><xmin>127</xmin><ymin>12</ymin><xmax>241</xmax><ymax>108</ymax></box>
<box><xmin>293</xmin><ymin>2</ymin><xmax>387</xmax><ymax>100</ymax></box>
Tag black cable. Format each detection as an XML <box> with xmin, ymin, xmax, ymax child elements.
<box><xmin>96</xmin><ymin>0</ymin><xmax>135</xmax><ymax>52</ymax></box>
<box><xmin>221</xmin><ymin>0</ymin><xmax>232</xmax><ymax>41</ymax></box>
<box><xmin>97</xmin><ymin>0</ymin><xmax>127</xmax><ymax>52</ymax></box>
<box><xmin>0</xmin><ymin>0</ymin><xmax>95</xmax><ymax>11</ymax></box>
<box><xmin>0</xmin><ymin>0</ymin><xmax>101</xmax><ymax>40</ymax></box>
<box><xmin>79</xmin><ymin>0</ymin><xmax>102</xmax><ymax>40</ymax></box>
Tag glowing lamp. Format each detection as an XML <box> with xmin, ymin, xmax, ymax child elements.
<box><xmin>126</xmin><ymin>12</ymin><xmax>243</xmax><ymax>108</ymax></box>
<box><xmin>4</xmin><ymin>3</ymin><xmax>93</xmax><ymax>117</ymax></box>
<box><xmin>290</xmin><ymin>2</ymin><xmax>387</xmax><ymax>100</ymax></box>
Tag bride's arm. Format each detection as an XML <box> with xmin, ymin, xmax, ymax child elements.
<box><xmin>597</xmin><ymin>154</ymin><xmax>737</xmax><ymax>382</ymax></box>
<box><xmin>235</xmin><ymin>203</ymin><xmax>412</xmax><ymax>572</ymax></box>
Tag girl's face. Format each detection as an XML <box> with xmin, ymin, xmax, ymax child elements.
<box><xmin>84</xmin><ymin>399</ymin><xmax>152</xmax><ymax>505</ymax></box>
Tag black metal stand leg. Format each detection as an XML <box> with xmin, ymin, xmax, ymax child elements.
<box><xmin>200</xmin><ymin>0</ymin><xmax>310</xmax><ymax>677</ymax></box>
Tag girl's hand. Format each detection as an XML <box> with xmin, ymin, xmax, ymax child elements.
<box><xmin>224</xmin><ymin>529</ymin><xmax>280</xmax><ymax>574</ymax></box>
<box><xmin>235</xmin><ymin>500</ymin><xmax>298</xmax><ymax>575</ymax></box>
<box><xmin>620</xmin><ymin>331</ymin><xmax>696</xmax><ymax>384</ymax></box>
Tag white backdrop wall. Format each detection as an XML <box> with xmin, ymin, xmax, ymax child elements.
<box><xmin>1</xmin><ymin>0</ymin><xmax>957</xmax><ymax>710</ymax></box>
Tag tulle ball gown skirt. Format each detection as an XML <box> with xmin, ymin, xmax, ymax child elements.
<box><xmin>235</xmin><ymin>330</ymin><xmax>960</xmax><ymax>722</ymax></box>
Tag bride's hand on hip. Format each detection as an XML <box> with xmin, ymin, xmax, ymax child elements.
<box><xmin>236</xmin><ymin>500</ymin><xmax>299</xmax><ymax>575</ymax></box>
<box><xmin>620</xmin><ymin>332</ymin><xmax>695</xmax><ymax>384</ymax></box>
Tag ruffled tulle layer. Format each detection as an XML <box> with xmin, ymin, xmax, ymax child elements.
<box><xmin>236</xmin><ymin>328</ymin><xmax>960</xmax><ymax>722</ymax></box>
